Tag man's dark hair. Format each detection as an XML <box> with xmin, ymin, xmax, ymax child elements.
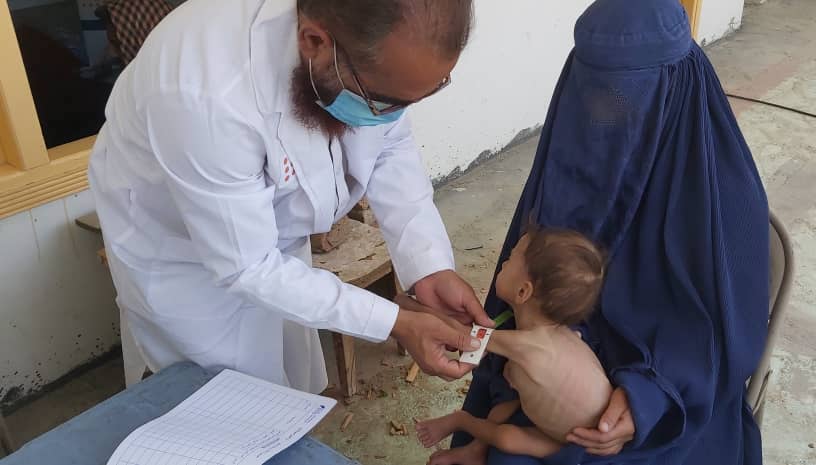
<box><xmin>297</xmin><ymin>0</ymin><xmax>474</xmax><ymax>68</ymax></box>
<box><xmin>523</xmin><ymin>226</ymin><xmax>606</xmax><ymax>326</ymax></box>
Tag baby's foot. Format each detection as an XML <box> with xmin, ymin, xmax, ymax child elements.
<box><xmin>416</xmin><ymin>411</ymin><xmax>466</xmax><ymax>448</ymax></box>
<box><xmin>427</xmin><ymin>441</ymin><xmax>488</xmax><ymax>465</ymax></box>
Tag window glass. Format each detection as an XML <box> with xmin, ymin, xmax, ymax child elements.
<box><xmin>8</xmin><ymin>0</ymin><xmax>123</xmax><ymax>148</ymax></box>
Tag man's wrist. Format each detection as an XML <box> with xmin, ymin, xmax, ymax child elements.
<box><xmin>361</xmin><ymin>298</ymin><xmax>400</xmax><ymax>342</ymax></box>
<box><xmin>395</xmin><ymin>249</ymin><xmax>455</xmax><ymax>291</ymax></box>
<box><xmin>391</xmin><ymin>308</ymin><xmax>411</xmax><ymax>340</ymax></box>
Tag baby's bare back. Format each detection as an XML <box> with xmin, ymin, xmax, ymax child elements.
<box><xmin>501</xmin><ymin>327</ymin><xmax>613</xmax><ymax>442</ymax></box>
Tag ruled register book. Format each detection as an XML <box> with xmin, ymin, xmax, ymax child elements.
<box><xmin>106</xmin><ymin>370</ymin><xmax>336</xmax><ymax>465</ymax></box>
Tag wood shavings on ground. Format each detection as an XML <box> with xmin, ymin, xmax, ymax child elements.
<box><xmin>340</xmin><ymin>413</ymin><xmax>354</xmax><ymax>431</ymax></box>
<box><xmin>405</xmin><ymin>362</ymin><xmax>420</xmax><ymax>383</ymax></box>
<box><xmin>389</xmin><ymin>420</ymin><xmax>408</xmax><ymax>436</ymax></box>
<box><xmin>363</xmin><ymin>386</ymin><xmax>389</xmax><ymax>400</ymax></box>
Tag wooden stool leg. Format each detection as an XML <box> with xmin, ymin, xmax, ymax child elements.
<box><xmin>396</xmin><ymin>343</ymin><xmax>408</xmax><ymax>356</ymax></box>
<box><xmin>333</xmin><ymin>333</ymin><xmax>358</xmax><ymax>397</ymax></box>
<box><xmin>0</xmin><ymin>414</ymin><xmax>14</xmax><ymax>455</ymax></box>
<box><xmin>388</xmin><ymin>271</ymin><xmax>409</xmax><ymax>356</ymax></box>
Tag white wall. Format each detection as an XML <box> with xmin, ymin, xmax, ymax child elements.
<box><xmin>0</xmin><ymin>191</ymin><xmax>119</xmax><ymax>409</ymax></box>
<box><xmin>697</xmin><ymin>0</ymin><xmax>745</xmax><ymax>46</ymax></box>
<box><xmin>0</xmin><ymin>0</ymin><xmax>593</xmax><ymax>404</ymax></box>
<box><xmin>412</xmin><ymin>0</ymin><xmax>749</xmax><ymax>181</ymax></box>
<box><xmin>412</xmin><ymin>0</ymin><xmax>593</xmax><ymax>180</ymax></box>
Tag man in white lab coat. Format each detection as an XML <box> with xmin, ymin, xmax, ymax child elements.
<box><xmin>89</xmin><ymin>0</ymin><xmax>492</xmax><ymax>391</ymax></box>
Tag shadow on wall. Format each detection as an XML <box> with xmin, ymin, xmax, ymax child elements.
<box><xmin>432</xmin><ymin>125</ymin><xmax>542</xmax><ymax>187</ymax></box>
<box><xmin>700</xmin><ymin>16</ymin><xmax>741</xmax><ymax>47</ymax></box>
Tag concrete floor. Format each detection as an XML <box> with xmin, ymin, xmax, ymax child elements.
<box><xmin>713</xmin><ymin>1</ymin><xmax>816</xmax><ymax>464</ymax></box>
<box><xmin>3</xmin><ymin>0</ymin><xmax>816</xmax><ymax>463</ymax></box>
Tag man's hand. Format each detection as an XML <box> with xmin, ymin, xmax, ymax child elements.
<box><xmin>413</xmin><ymin>270</ymin><xmax>493</xmax><ymax>328</ymax></box>
<box><xmin>567</xmin><ymin>387</ymin><xmax>635</xmax><ymax>456</ymax></box>
<box><xmin>391</xmin><ymin>309</ymin><xmax>482</xmax><ymax>380</ymax></box>
<box><xmin>394</xmin><ymin>294</ymin><xmax>472</xmax><ymax>331</ymax></box>
<box><xmin>394</xmin><ymin>293</ymin><xmax>473</xmax><ymax>353</ymax></box>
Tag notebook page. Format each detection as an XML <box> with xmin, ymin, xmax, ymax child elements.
<box><xmin>106</xmin><ymin>369</ymin><xmax>336</xmax><ymax>465</ymax></box>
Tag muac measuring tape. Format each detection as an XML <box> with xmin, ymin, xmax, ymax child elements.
<box><xmin>459</xmin><ymin>310</ymin><xmax>514</xmax><ymax>364</ymax></box>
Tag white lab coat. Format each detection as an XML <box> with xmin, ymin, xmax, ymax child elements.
<box><xmin>88</xmin><ymin>0</ymin><xmax>455</xmax><ymax>391</ymax></box>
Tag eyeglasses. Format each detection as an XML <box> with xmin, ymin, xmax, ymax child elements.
<box><xmin>333</xmin><ymin>40</ymin><xmax>452</xmax><ymax>116</ymax></box>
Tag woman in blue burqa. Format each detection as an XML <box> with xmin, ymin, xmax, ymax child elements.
<box><xmin>434</xmin><ymin>0</ymin><xmax>769</xmax><ymax>464</ymax></box>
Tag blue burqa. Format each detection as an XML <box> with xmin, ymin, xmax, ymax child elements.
<box><xmin>452</xmin><ymin>0</ymin><xmax>769</xmax><ymax>464</ymax></box>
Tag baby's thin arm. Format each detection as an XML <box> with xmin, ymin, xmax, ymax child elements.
<box><xmin>487</xmin><ymin>330</ymin><xmax>537</xmax><ymax>362</ymax></box>
<box><xmin>455</xmin><ymin>411</ymin><xmax>562</xmax><ymax>458</ymax></box>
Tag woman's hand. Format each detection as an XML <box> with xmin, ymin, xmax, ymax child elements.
<box><xmin>567</xmin><ymin>388</ymin><xmax>636</xmax><ymax>455</ymax></box>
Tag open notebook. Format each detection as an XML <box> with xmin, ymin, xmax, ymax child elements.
<box><xmin>107</xmin><ymin>370</ymin><xmax>336</xmax><ymax>465</ymax></box>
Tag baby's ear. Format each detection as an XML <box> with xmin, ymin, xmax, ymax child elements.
<box><xmin>516</xmin><ymin>280</ymin><xmax>535</xmax><ymax>305</ymax></box>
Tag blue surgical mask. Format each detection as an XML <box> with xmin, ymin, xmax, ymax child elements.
<box><xmin>316</xmin><ymin>89</ymin><xmax>404</xmax><ymax>127</ymax></box>
<box><xmin>308</xmin><ymin>44</ymin><xmax>405</xmax><ymax>127</ymax></box>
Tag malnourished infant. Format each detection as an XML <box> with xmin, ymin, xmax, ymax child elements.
<box><xmin>416</xmin><ymin>227</ymin><xmax>613</xmax><ymax>460</ymax></box>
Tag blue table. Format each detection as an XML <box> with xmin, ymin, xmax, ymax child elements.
<box><xmin>0</xmin><ymin>363</ymin><xmax>356</xmax><ymax>465</ymax></box>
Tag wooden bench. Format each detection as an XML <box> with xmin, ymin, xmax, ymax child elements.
<box><xmin>311</xmin><ymin>219</ymin><xmax>406</xmax><ymax>396</ymax></box>
<box><xmin>76</xmin><ymin>213</ymin><xmax>406</xmax><ymax>398</ymax></box>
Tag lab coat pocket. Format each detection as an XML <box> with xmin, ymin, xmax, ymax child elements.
<box><xmin>271</xmin><ymin>153</ymin><xmax>300</xmax><ymax>191</ymax></box>
<box><xmin>144</xmin><ymin>257</ymin><xmax>242</xmax><ymax>320</ymax></box>
<box><xmin>141</xmin><ymin>258</ymin><xmax>243</xmax><ymax>358</ymax></box>
<box><xmin>145</xmin><ymin>309</ymin><xmax>242</xmax><ymax>360</ymax></box>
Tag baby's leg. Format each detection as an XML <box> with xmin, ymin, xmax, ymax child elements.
<box><xmin>487</xmin><ymin>400</ymin><xmax>521</xmax><ymax>422</ymax></box>
<box><xmin>456</xmin><ymin>413</ymin><xmax>562</xmax><ymax>459</ymax></box>
<box><xmin>427</xmin><ymin>441</ymin><xmax>488</xmax><ymax>465</ymax></box>
<box><xmin>417</xmin><ymin>411</ymin><xmax>464</xmax><ymax>448</ymax></box>
<box><xmin>417</xmin><ymin>401</ymin><xmax>520</xmax><ymax>448</ymax></box>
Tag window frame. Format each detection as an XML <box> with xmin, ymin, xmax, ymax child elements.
<box><xmin>0</xmin><ymin>1</ymin><xmax>96</xmax><ymax>219</ymax></box>
<box><xmin>681</xmin><ymin>0</ymin><xmax>703</xmax><ymax>39</ymax></box>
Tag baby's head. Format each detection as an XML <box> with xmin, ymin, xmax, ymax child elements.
<box><xmin>495</xmin><ymin>226</ymin><xmax>605</xmax><ymax>326</ymax></box>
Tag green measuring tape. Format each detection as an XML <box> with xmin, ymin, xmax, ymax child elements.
<box><xmin>492</xmin><ymin>310</ymin><xmax>515</xmax><ymax>328</ymax></box>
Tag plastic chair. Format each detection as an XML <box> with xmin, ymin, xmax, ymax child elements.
<box><xmin>746</xmin><ymin>211</ymin><xmax>795</xmax><ymax>427</ymax></box>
